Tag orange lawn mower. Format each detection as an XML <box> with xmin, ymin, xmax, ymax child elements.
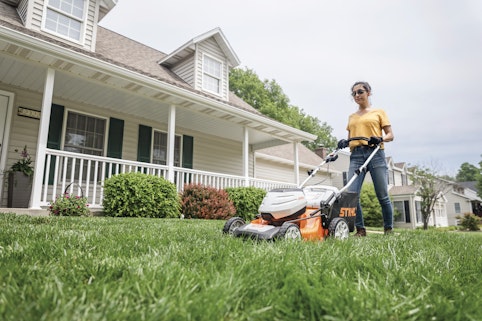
<box><xmin>222</xmin><ymin>137</ymin><xmax>381</xmax><ymax>241</ymax></box>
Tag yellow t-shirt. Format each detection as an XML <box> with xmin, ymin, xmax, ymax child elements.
<box><xmin>346</xmin><ymin>109</ymin><xmax>390</xmax><ymax>150</ymax></box>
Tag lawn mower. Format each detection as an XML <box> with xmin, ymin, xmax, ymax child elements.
<box><xmin>222</xmin><ymin>137</ymin><xmax>381</xmax><ymax>241</ymax></box>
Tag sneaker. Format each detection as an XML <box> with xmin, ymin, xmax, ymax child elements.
<box><xmin>384</xmin><ymin>228</ymin><xmax>393</xmax><ymax>235</ymax></box>
<box><xmin>354</xmin><ymin>227</ymin><xmax>366</xmax><ymax>237</ymax></box>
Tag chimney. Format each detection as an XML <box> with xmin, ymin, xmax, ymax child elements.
<box><xmin>314</xmin><ymin>146</ymin><xmax>328</xmax><ymax>159</ymax></box>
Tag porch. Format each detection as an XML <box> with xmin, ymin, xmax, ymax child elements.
<box><xmin>35</xmin><ymin>148</ymin><xmax>296</xmax><ymax>210</ymax></box>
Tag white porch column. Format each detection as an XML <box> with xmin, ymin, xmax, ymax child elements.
<box><xmin>30</xmin><ymin>68</ymin><xmax>55</xmax><ymax>209</ymax></box>
<box><xmin>243</xmin><ymin>127</ymin><xmax>249</xmax><ymax>186</ymax></box>
<box><xmin>293</xmin><ymin>142</ymin><xmax>300</xmax><ymax>187</ymax></box>
<box><xmin>166</xmin><ymin>104</ymin><xmax>176</xmax><ymax>182</ymax></box>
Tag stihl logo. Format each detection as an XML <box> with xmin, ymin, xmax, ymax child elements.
<box><xmin>339</xmin><ymin>207</ymin><xmax>356</xmax><ymax>217</ymax></box>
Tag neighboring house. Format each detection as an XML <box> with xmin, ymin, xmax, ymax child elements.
<box><xmin>0</xmin><ymin>0</ymin><xmax>316</xmax><ymax>211</ymax></box>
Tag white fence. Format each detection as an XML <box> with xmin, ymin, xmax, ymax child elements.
<box><xmin>41</xmin><ymin>149</ymin><xmax>296</xmax><ymax>208</ymax></box>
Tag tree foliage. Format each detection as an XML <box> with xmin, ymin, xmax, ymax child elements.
<box><xmin>455</xmin><ymin>162</ymin><xmax>480</xmax><ymax>182</ymax></box>
<box><xmin>229</xmin><ymin>67</ymin><xmax>337</xmax><ymax>150</ymax></box>
<box><xmin>411</xmin><ymin>166</ymin><xmax>449</xmax><ymax>230</ymax></box>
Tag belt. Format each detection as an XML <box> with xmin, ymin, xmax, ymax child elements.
<box><xmin>353</xmin><ymin>145</ymin><xmax>376</xmax><ymax>151</ymax></box>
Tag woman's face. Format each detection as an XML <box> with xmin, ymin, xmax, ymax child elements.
<box><xmin>352</xmin><ymin>84</ymin><xmax>370</xmax><ymax>106</ymax></box>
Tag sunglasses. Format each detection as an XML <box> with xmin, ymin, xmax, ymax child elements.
<box><xmin>351</xmin><ymin>89</ymin><xmax>366</xmax><ymax>97</ymax></box>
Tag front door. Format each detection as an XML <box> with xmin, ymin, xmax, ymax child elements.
<box><xmin>0</xmin><ymin>90</ymin><xmax>14</xmax><ymax>199</ymax></box>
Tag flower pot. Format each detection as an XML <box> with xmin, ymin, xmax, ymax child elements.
<box><xmin>7</xmin><ymin>171</ymin><xmax>32</xmax><ymax>208</ymax></box>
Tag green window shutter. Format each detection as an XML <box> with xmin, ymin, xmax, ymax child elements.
<box><xmin>182</xmin><ymin>135</ymin><xmax>193</xmax><ymax>169</ymax></box>
<box><xmin>107</xmin><ymin>118</ymin><xmax>124</xmax><ymax>159</ymax></box>
<box><xmin>47</xmin><ymin>104</ymin><xmax>64</xmax><ymax>149</ymax></box>
<box><xmin>137</xmin><ymin>125</ymin><xmax>152</xmax><ymax>163</ymax></box>
<box><xmin>46</xmin><ymin>104</ymin><xmax>64</xmax><ymax>184</ymax></box>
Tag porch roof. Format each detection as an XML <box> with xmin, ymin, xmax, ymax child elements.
<box><xmin>0</xmin><ymin>3</ymin><xmax>316</xmax><ymax>149</ymax></box>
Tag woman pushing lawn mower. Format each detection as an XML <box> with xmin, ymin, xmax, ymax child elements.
<box><xmin>338</xmin><ymin>81</ymin><xmax>395</xmax><ymax>236</ymax></box>
<box><xmin>223</xmin><ymin>81</ymin><xmax>394</xmax><ymax>241</ymax></box>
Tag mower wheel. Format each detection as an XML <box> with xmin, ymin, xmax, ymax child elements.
<box><xmin>328</xmin><ymin>218</ymin><xmax>350</xmax><ymax>240</ymax></box>
<box><xmin>278</xmin><ymin>222</ymin><xmax>302</xmax><ymax>240</ymax></box>
<box><xmin>223</xmin><ymin>217</ymin><xmax>245</xmax><ymax>235</ymax></box>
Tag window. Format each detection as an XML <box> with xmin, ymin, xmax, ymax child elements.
<box><xmin>388</xmin><ymin>169</ymin><xmax>395</xmax><ymax>185</ymax></box>
<box><xmin>64</xmin><ymin>111</ymin><xmax>106</xmax><ymax>181</ymax></box>
<box><xmin>45</xmin><ymin>0</ymin><xmax>85</xmax><ymax>42</ymax></box>
<box><xmin>454</xmin><ymin>202</ymin><xmax>461</xmax><ymax>214</ymax></box>
<box><xmin>415</xmin><ymin>201</ymin><xmax>422</xmax><ymax>223</ymax></box>
<box><xmin>393</xmin><ymin>201</ymin><xmax>410</xmax><ymax>223</ymax></box>
<box><xmin>203</xmin><ymin>55</ymin><xmax>222</xmax><ymax>94</ymax></box>
<box><xmin>153</xmin><ymin>131</ymin><xmax>181</xmax><ymax>167</ymax></box>
<box><xmin>401</xmin><ymin>174</ymin><xmax>408</xmax><ymax>186</ymax></box>
<box><xmin>393</xmin><ymin>201</ymin><xmax>405</xmax><ymax>222</ymax></box>
<box><xmin>65</xmin><ymin>111</ymin><xmax>105</xmax><ymax>155</ymax></box>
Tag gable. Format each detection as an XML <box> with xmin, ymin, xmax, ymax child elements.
<box><xmin>159</xmin><ymin>27</ymin><xmax>240</xmax><ymax>101</ymax></box>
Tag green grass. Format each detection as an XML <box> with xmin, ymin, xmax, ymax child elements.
<box><xmin>0</xmin><ymin>214</ymin><xmax>481</xmax><ymax>321</ymax></box>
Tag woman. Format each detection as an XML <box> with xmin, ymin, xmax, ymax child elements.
<box><xmin>337</xmin><ymin>81</ymin><xmax>394</xmax><ymax>236</ymax></box>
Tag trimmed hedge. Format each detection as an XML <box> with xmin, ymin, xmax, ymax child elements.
<box><xmin>102</xmin><ymin>172</ymin><xmax>181</xmax><ymax>218</ymax></box>
<box><xmin>225</xmin><ymin>186</ymin><xmax>266</xmax><ymax>221</ymax></box>
<box><xmin>181</xmin><ymin>183</ymin><xmax>236</xmax><ymax>219</ymax></box>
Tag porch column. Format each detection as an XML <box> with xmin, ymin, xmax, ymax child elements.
<box><xmin>243</xmin><ymin>127</ymin><xmax>249</xmax><ymax>186</ymax></box>
<box><xmin>293</xmin><ymin>142</ymin><xmax>300</xmax><ymax>186</ymax></box>
<box><xmin>30</xmin><ymin>68</ymin><xmax>55</xmax><ymax>209</ymax></box>
<box><xmin>166</xmin><ymin>104</ymin><xmax>176</xmax><ymax>182</ymax></box>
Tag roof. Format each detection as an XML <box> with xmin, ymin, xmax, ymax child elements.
<box><xmin>389</xmin><ymin>185</ymin><xmax>419</xmax><ymax>196</ymax></box>
<box><xmin>158</xmin><ymin>27</ymin><xmax>240</xmax><ymax>68</ymax></box>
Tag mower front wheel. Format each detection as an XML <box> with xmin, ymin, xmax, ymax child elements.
<box><xmin>278</xmin><ymin>222</ymin><xmax>302</xmax><ymax>240</ymax></box>
<box><xmin>328</xmin><ymin>217</ymin><xmax>350</xmax><ymax>240</ymax></box>
<box><xmin>223</xmin><ymin>217</ymin><xmax>245</xmax><ymax>235</ymax></box>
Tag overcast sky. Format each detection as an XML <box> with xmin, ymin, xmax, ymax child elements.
<box><xmin>100</xmin><ymin>0</ymin><xmax>482</xmax><ymax>177</ymax></box>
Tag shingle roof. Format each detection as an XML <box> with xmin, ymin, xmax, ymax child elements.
<box><xmin>389</xmin><ymin>185</ymin><xmax>419</xmax><ymax>195</ymax></box>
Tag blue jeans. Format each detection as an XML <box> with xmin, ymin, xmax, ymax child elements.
<box><xmin>347</xmin><ymin>147</ymin><xmax>393</xmax><ymax>229</ymax></box>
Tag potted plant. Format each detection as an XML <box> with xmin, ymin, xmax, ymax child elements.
<box><xmin>7</xmin><ymin>145</ymin><xmax>34</xmax><ymax>208</ymax></box>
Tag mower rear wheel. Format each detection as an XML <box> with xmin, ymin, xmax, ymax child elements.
<box><xmin>278</xmin><ymin>222</ymin><xmax>302</xmax><ymax>240</ymax></box>
<box><xmin>328</xmin><ymin>218</ymin><xmax>350</xmax><ymax>240</ymax></box>
<box><xmin>223</xmin><ymin>217</ymin><xmax>245</xmax><ymax>235</ymax></box>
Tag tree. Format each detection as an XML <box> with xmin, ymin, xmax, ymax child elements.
<box><xmin>477</xmin><ymin>158</ymin><xmax>482</xmax><ymax>199</ymax></box>
<box><xmin>229</xmin><ymin>67</ymin><xmax>337</xmax><ymax>150</ymax></box>
<box><xmin>411</xmin><ymin>166</ymin><xmax>450</xmax><ymax>230</ymax></box>
<box><xmin>455</xmin><ymin>162</ymin><xmax>480</xmax><ymax>182</ymax></box>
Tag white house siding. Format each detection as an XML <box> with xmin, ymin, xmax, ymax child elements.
<box><xmin>192</xmin><ymin>133</ymin><xmax>244</xmax><ymax>176</ymax></box>
<box><xmin>171</xmin><ymin>57</ymin><xmax>195</xmax><ymax>87</ymax></box>
<box><xmin>196</xmin><ymin>38</ymin><xmax>229</xmax><ymax>100</ymax></box>
<box><xmin>445</xmin><ymin>192</ymin><xmax>473</xmax><ymax>226</ymax></box>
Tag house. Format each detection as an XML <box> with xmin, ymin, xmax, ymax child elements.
<box><xmin>0</xmin><ymin>0</ymin><xmax>316</xmax><ymax>211</ymax></box>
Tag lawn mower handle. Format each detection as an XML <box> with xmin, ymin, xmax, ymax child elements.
<box><xmin>299</xmin><ymin>137</ymin><xmax>380</xmax><ymax>188</ymax></box>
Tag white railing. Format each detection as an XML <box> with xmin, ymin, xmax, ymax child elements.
<box><xmin>41</xmin><ymin>149</ymin><xmax>296</xmax><ymax>208</ymax></box>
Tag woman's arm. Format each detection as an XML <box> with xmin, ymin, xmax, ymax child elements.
<box><xmin>382</xmin><ymin>125</ymin><xmax>394</xmax><ymax>142</ymax></box>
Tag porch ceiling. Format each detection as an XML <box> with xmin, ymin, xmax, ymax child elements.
<box><xmin>0</xmin><ymin>26</ymin><xmax>316</xmax><ymax>149</ymax></box>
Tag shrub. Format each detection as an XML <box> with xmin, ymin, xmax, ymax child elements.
<box><xmin>225</xmin><ymin>186</ymin><xmax>266</xmax><ymax>221</ymax></box>
<box><xmin>181</xmin><ymin>184</ymin><xmax>236</xmax><ymax>219</ymax></box>
<box><xmin>48</xmin><ymin>193</ymin><xmax>90</xmax><ymax>217</ymax></box>
<box><xmin>360</xmin><ymin>183</ymin><xmax>383</xmax><ymax>227</ymax></box>
<box><xmin>456</xmin><ymin>213</ymin><xmax>481</xmax><ymax>231</ymax></box>
<box><xmin>102</xmin><ymin>172</ymin><xmax>180</xmax><ymax>218</ymax></box>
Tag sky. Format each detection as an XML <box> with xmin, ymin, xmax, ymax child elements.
<box><xmin>99</xmin><ymin>0</ymin><xmax>482</xmax><ymax>177</ymax></box>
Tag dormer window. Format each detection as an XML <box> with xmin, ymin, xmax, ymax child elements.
<box><xmin>44</xmin><ymin>0</ymin><xmax>86</xmax><ymax>42</ymax></box>
<box><xmin>202</xmin><ymin>54</ymin><xmax>222</xmax><ymax>95</ymax></box>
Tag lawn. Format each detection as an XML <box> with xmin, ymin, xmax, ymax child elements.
<box><xmin>0</xmin><ymin>214</ymin><xmax>480</xmax><ymax>321</ymax></box>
